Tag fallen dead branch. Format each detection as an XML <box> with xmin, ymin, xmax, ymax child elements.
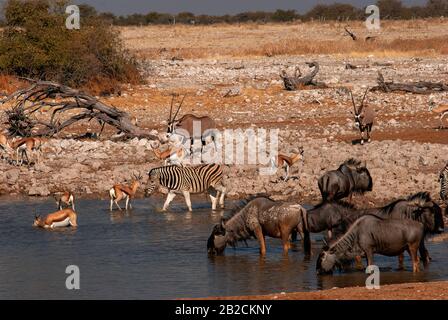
<box><xmin>0</xmin><ymin>79</ymin><xmax>159</xmax><ymax>139</ymax></box>
<box><xmin>280</xmin><ymin>62</ymin><xmax>327</xmax><ymax>91</ymax></box>
<box><xmin>372</xmin><ymin>72</ymin><xmax>448</xmax><ymax>94</ymax></box>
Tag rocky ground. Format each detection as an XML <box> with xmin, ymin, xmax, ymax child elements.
<box><xmin>0</xmin><ymin>23</ymin><xmax>447</xmax><ymax>208</ymax></box>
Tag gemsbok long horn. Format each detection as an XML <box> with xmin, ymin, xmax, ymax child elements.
<box><xmin>172</xmin><ymin>94</ymin><xmax>187</xmax><ymax>123</ymax></box>
<box><xmin>349</xmin><ymin>90</ymin><xmax>357</xmax><ymax>114</ymax></box>
<box><xmin>360</xmin><ymin>87</ymin><xmax>370</xmax><ymax>111</ymax></box>
<box><xmin>169</xmin><ymin>94</ymin><xmax>175</xmax><ymax>123</ymax></box>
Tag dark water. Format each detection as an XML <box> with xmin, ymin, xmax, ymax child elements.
<box><xmin>0</xmin><ymin>197</ymin><xmax>447</xmax><ymax>300</ymax></box>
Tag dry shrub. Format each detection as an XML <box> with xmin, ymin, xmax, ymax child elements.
<box><xmin>0</xmin><ymin>0</ymin><xmax>142</xmax><ymax>95</ymax></box>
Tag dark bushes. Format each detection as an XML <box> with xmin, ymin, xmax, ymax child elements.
<box><xmin>0</xmin><ymin>0</ymin><xmax>141</xmax><ymax>94</ymax></box>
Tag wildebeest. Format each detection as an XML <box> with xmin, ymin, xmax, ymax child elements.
<box><xmin>316</xmin><ymin>215</ymin><xmax>424</xmax><ymax>274</ymax></box>
<box><xmin>349</xmin><ymin>88</ymin><xmax>376</xmax><ymax>145</ymax></box>
<box><xmin>318</xmin><ymin>158</ymin><xmax>373</xmax><ymax>202</ymax></box>
<box><xmin>207</xmin><ymin>196</ymin><xmax>309</xmax><ymax>256</ymax></box>
<box><xmin>297</xmin><ymin>192</ymin><xmax>444</xmax><ymax>260</ymax></box>
<box><xmin>166</xmin><ymin>94</ymin><xmax>217</xmax><ymax>148</ymax></box>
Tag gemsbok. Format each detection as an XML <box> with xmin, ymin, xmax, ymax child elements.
<box><xmin>33</xmin><ymin>208</ymin><xmax>78</xmax><ymax>229</ymax></box>
<box><xmin>109</xmin><ymin>173</ymin><xmax>143</xmax><ymax>211</ymax></box>
<box><xmin>54</xmin><ymin>191</ymin><xmax>75</xmax><ymax>211</ymax></box>
<box><xmin>166</xmin><ymin>95</ymin><xmax>217</xmax><ymax>151</ymax></box>
<box><xmin>349</xmin><ymin>88</ymin><xmax>375</xmax><ymax>145</ymax></box>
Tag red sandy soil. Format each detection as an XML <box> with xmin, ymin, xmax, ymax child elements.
<box><xmin>203</xmin><ymin>281</ymin><xmax>448</xmax><ymax>300</ymax></box>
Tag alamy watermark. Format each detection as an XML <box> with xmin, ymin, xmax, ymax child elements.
<box><xmin>65</xmin><ymin>265</ymin><xmax>80</xmax><ymax>290</ymax></box>
<box><xmin>366</xmin><ymin>5</ymin><xmax>380</xmax><ymax>31</ymax></box>
<box><xmin>65</xmin><ymin>5</ymin><xmax>80</xmax><ymax>30</ymax></box>
<box><xmin>365</xmin><ymin>265</ymin><xmax>380</xmax><ymax>289</ymax></box>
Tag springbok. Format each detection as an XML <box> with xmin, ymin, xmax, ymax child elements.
<box><xmin>33</xmin><ymin>208</ymin><xmax>78</xmax><ymax>229</ymax></box>
<box><xmin>428</xmin><ymin>96</ymin><xmax>448</xmax><ymax>129</ymax></box>
<box><xmin>349</xmin><ymin>88</ymin><xmax>375</xmax><ymax>145</ymax></box>
<box><xmin>54</xmin><ymin>191</ymin><xmax>75</xmax><ymax>211</ymax></box>
<box><xmin>11</xmin><ymin>137</ymin><xmax>45</xmax><ymax>166</ymax></box>
<box><xmin>153</xmin><ymin>145</ymin><xmax>188</xmax><ymax>166</ymax></box>
<box><xmin>0</xmin><ymin>133</ymin><xmax>13</xmax><ymax>158</ymax></box>
<box><xmin>109</xmin><ymin>173</ymin><xmax>143</xmax><ymax>211</ymax></box>
<box><xmin>269</xmin><ymin>147</ymin><xmax>305</xmax><ymax>181</ymax></box>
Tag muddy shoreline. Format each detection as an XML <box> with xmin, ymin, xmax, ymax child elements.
<box><xmin>200</xmin><ymin>281</ymin><xmax>448</xmax><ymax>300</ymax></box>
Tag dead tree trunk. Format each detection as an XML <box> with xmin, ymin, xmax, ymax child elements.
<box><xmin>0</xmin><ymin>80</ymin><xmax>159</xmax><ymax>139</ymax></box>
<box><xmin>280</xmin><ymin>62</ymin><xmax>325</xmax><ymax>91</ymax></box>
<box><xmin>372</xmin><ymin>72</ymin><xmax>448</xmax><ymax>94</ymax></box>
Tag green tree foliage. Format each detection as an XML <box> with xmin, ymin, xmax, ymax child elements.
<box><xmin>0</xmin><ymin>0</ymin><xmax>140</xmax><ymax>89</ymax></box>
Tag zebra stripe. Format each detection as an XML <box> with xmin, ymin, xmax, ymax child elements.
<box><xmin>147</xmin><ymin>164</ymin><xmax>223</xmax><ymax>194</ymax></box>
<box><xmin>440</xmin><ymin>163</ymin><xmax>448</xmax><ymax>203</ymax></box>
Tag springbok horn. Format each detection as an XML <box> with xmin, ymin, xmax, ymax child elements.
<box><xmin>322</xmin><ymin>238</ymin><xmax>328</xmax><ymax>246</ymax></box>
<box><xmin>349</xmin><ymin>90</ymin><xmax>357</xmax><ymax>114</ymax></box>
<box><xmin>172</xmin><ymin>94</ymin><xmax>187</xmax><ymax>123</ymax></box>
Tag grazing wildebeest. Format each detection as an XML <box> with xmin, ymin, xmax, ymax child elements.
<box><xmin>166</xmin><ymin>94</ymin><xmax>217</xmax><ymax>150</ymax></box>
<box><xmin>318</xmin><ymin>158</ymin><xmax>373</xmax><ymax>202</ymax></box>
<box><xmin>207</xmin><ymin>197</ymin><xmax>309</xmax><ymax>256</ymax></box>
<box><xmin>328</xmin><ymin>192</ymin><xmax>444</xmax><ymax>265</ymax></box>
<box><xmin>316</xmin><ymin>215</ymin><xmax>424</xmax><ymax>274</ymax></box>
<box><xmin>349</xmin><ymin>88</ymin><xmax>376</xmax><ymax>145</ymax></box>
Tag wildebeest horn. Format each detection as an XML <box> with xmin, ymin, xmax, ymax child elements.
<box><xmin>172</xmin><ymin>94</ymin><xmax>187</xmax><ymax>122</ymax></box>
<box><xmin>349</xmin><ymin>90</ymin><xmax>357</xmax><ymax>114</ymax></box>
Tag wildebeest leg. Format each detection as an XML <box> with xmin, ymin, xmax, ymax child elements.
<box><xmin>162</xmin><ymin>191</ymin><xmax>177</xmax><ymax>211</ymax></box>
<box><xmin>408</xmin><ymin>243</ymin><xmax>420</xmax><ymax>272</ymax></box>
<box><xmin>254</xmin><ymin>226</ymin><xmax>266</xmax><ymax>255</ymax></box>
<box><xmin>365</xmin><ymin>249</ymin><xmax>374</xmax><ymax>267</ymax></box>
<box><xmin>354</xmin><ymin>256</ymin><xmax>363</xmax><ymax>270</ymax></box>
<box><xmin>398</xmin><ymin>253</ymin><xmax>404</xmax><ymax>270</ymax></box>
<box><xmin>182</xmin><ymin>191</ymin><xmax>193</xmax><ymax>212</ymax></box>
<box><xmin>281</xmin><ymin>226</ymin><xmax>291</xmax><ymax>255</ymax></box>
<box><xmin>418</xmin><ymin>239</ymin><xmax>430</xmax><ymax>265</ymax></box>
<box><xmin>290</xmin><ymin>230</ymin><xmax>298</xmax><ymax>242</ymax></box>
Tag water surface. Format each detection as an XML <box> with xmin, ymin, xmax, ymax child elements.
<box><xmin>0</xmin><ymin>198</ymin><xmax>447</xmax><ymax>299</ymax></box>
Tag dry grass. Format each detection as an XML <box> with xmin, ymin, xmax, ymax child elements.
<box><xmin>120</xmin><ymin>19</ymin><xmax>448</xmax><ymax>59</ymax></box>
<box><xmin>0</xmin><ymin>75</ymin><xmax>27</xmax><ymax>95</ymax></box>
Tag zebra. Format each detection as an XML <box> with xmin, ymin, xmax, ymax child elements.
<box><xmin>439</xmin><ymin>162</ymin><xmax>448</xmax><ymax>205</ymax></box>
<box><xmin>145</xmin><ymin>164</ymin><xmax>226</xmax><ymax>212</ymax></box>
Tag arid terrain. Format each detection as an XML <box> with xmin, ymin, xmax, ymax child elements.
<box><xmin>0</xmin><ymin>19</ymin><xmax>448</xmax><ymax>300</ymax></box>
<box><xmin>1</xmin><ymin>20</ymin><xmax>447</xmax><ymax>206</ymax></box>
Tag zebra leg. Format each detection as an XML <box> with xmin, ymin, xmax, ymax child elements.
<box><xmin>162</xmin><ymin>191</ymin><xmax>176</xmax><ymax>211</ymax></box>
<box><xmin>208</xmin><ymin>187</ymin><xmax>218</xmax><ymax>210</ymax></box>
<box><xmin>182</xmin><ymin>191</ymin><xmax>192</xmax><ymax>212</ymax></box>
<box><xmin>216</xmin><ymin>185</ymin><xmax>226</xmax><ymax>208</ymax></box>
